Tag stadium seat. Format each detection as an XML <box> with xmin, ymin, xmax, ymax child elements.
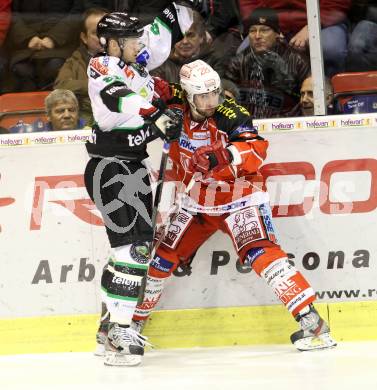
<box><xmin>0</xmin><ymin>91</ymin><xmax>51</xmax><ymax>133</ymax></box>
<box><xmin>332</xmin><ymin>71</ymin><xmax>377</xmax><ymax>114</ymax></box>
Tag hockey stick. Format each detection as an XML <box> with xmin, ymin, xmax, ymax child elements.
<box><xmin>150</xmin><ymin>140</ymin><xmax>171</xmax><ymax>254</ymax></box>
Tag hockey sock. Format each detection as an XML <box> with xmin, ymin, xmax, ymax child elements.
<box><xmin>133</xmin><ymin>275</ymin><xmax>165</xmax><ymax>321</ymax></box>
<box><xmin>259</xmin><ymin>257</ymin><xmax>315</xmax><ymax>317</ymax></box>
<box><xmin>101</xmin><ymin>243</ymin><xmax>150</xmax><ymax>325</ymax></box>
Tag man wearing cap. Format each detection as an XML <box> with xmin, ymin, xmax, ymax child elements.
<box><xmin>224</xmin><ymin>7</ymin><xmax>310</xmax><ymax>119</ymax></box>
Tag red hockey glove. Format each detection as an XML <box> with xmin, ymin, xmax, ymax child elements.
<box><xmin>189</xmin><ymin>140</ymin><xmax>233</xmax><ymax>174</ymax></box>
<box><xmin>153</xmin><ymin>76</ymin><xmax>172</xmax><ymax>102</ymax></box>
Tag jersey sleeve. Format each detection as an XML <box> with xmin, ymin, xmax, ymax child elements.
<box><xmin>99</xmin><ymin>75</ymin><xmax>155</xmax><ymax>116</ymax></box>
<box><xmin>88</xmin><ymin>56</ymin><xmax>161</xmax><ymax>134</ymax></box>
<box><xmin>141</xmin><ymin>3</ymin><xmax>194</xmax><ymax>71</ymax></box>
<box><xmin>215</xmin><ymin>99</ymin><xmax>268</xmax><ymax>177</ymax></box>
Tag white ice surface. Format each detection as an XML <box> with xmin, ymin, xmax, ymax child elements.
<box><xmin>1</xmin><ymin>342</ymin><xmax>376</xmax><ymax>390</ymax></box>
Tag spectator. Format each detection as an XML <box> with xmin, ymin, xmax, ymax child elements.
<box><xmin>221</xmin><ymin>78</ymin><xmax>240</xmax><ymax>100</ymax></box>
<box><xmin>7</xmin><ymin>1</ymin><xmax>82</xmax><ymax>92</ymax></box>
<box><xmin>299</xmin><ymin>75</ymin><xmax>334</xmax><ymax>116</ymax></box>
<box><xmin>152</xmin><ymin>14</ymin><xmax>224</xmax><ymax>82</ymax></box>
<box><xmin>0</xmin><ymin>0</ymin><xmax>12</xmax><ymax>93</ymax></box>
<box><xmin>219</xmin><ymin>0</ymin><xmax>350</xmax><ymax>78</ymax></box>
<box><xmin>204</xmin><ymin>0</ymin><xmax>244</xmax><ymax>75</ymax></box>
<box><xmin>224</xmin><ymin>8</ymin><xmax>310</xmax><ymax>119</ymax></box>
<box><xmin>346</xmin><ymin>1</ymin><xmax>377</xmax><ymax>72</ymax></box>
<box><xmin>54</xmin><ymin>7</ymin><xmax>108</xmax><ymax>126</ymax></box>
<box><xmin>45</xmin><ymin>89</ymin><xmax>85</xmax><ymax>131</ymax></box>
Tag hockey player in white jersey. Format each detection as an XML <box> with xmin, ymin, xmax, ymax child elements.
<box><xmin>84</xmin><ymin>2</ymin><xmax>197</xmax><ymax>366</ymax></box>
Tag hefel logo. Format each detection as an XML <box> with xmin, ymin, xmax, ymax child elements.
<box><xmin>271</xmin><ymin>122</ymin><xmax>294</xmax><ymax>130</ymax></box>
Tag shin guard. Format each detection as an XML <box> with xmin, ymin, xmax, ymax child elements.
<box><xmin>101</xmin><ymin>243</ymin><xmax>149</xmax><ymax>325</ymax></box>
<box><xmin>257</xmin><ymin>255</ymin><xmax>315</xmax><ymax>316</ymax></box>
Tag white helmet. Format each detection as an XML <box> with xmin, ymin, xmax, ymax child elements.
<box><xmin>180</xmin><ymin>60</ymin><xmax>222</xmax><ymax>110</ymax></box>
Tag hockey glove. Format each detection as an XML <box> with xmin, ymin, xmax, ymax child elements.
<box><xmin>189</xmin><ymin>140</ymin><xmax>233</xmax><ymax>174</ymax></box>
<box><xmin>153</xmin><ymin>76</ymin><xmax>172</xmax><ymax>103</ymax></box>
<box><xmin>155</xmin><ymin>108</ymin><xmax>183</xmax><ymax>142</ymax></box>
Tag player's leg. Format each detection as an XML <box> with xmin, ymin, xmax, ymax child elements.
<box><xmin>224</xmin><ymin>203</ymin><xmax>336</xmax><ymax>351</ymax></box>
<box><xmin>132</xmin><ymin>211</ymin><xmax>220</xmax><ymax>326</ymax></box>
<box><xmin>85</xmin><ymin>158</ymin><xmax>153</xmax><ymax>365</ymax></box>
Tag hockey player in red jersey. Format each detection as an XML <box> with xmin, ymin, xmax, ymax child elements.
<box><xmin>131</xmin><ymin>59</ymin><xmax>337</xmax><ymax>352</ymax></box>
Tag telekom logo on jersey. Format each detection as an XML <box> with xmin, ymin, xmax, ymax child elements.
<box><xmin>1</xmin><ymin>158</ymin><xmax>376</xmax><ymax>232</ymax></box>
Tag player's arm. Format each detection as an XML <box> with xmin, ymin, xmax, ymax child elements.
<box><xmin>189</xmin><ymin>105</ymin><xmax>268</xmax><ymax>176</ymax></box>
<box><xmin>140</xmin><ymin>2</ymin><xmax>195</xmax><ymax>71</ymax></box>
<box><xmin>226</xmin><ymin>116</ymin><xmax>268</xmax><ymax>174</ymax></box>
<box><xmin>98</xmin><ymin>75</ymin><xmax>182</xmax><ymax>142</ymax></box>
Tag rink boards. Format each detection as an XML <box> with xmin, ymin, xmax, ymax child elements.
<box><xmin>1</xmin><ymin>113</ymin><xmax>377</xmax><ymax>354</ymax></box>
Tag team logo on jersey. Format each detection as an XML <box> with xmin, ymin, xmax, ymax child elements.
<box><xmin>225</xmin><ymin>206</ymin><xmax>267</xmax><ymax>251</ymax></box>
<box><xmin>124</xmin><ymin>66</ymin><xmax>135</xmax><ymax>79</ymax></box>
<box><xmin>192</xmin><ymin>131</ymin><xmax>211</xmax><ymax>140</ymax></box>
<box><xmin>130</xmin><ymin>241</ymin><xmax>150</xmax><ymax>265</ymax></box>
<box><xmin>179</xmin><ymin>133</ymin><xmax>196</xmax><ymax>152</ymax></box>
<box><xmin>90</xmin><ymin>58</ymin><xmax>108</xmax><ymax>75</ymax></box>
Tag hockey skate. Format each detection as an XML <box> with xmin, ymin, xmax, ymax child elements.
<box><xmin>104</xmin><ymin>323</ymin><xmax>151</xmax><ymax>366</ymax></box>
<box><xmin>291</xmin><ymin>304</ymin><xmax>337</xmax><ymax>351</ymax></box>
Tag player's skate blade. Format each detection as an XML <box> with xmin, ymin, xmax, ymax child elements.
<box><xmin>104</xmin><ymin>349</ymin><xmax>143</xmax><ymax>366</ymax></box>
<box><xmin>291</xmin><ymin>331</ymin><xmax>337</xmax><ymax>351</ymax></box>
<box><xmin>291</xmin><ymin>304</ymin><xmax>337</xmax><ymax>351</ymax></box>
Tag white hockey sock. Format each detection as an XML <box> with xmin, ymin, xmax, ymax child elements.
<box><xmin>102</xmin><ymin>243</ymin><xmax>150</xmax><ymax>326</ymax></box>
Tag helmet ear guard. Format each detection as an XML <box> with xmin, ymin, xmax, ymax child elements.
<box><xmin>99</xmin><ymin>36</ymin><xmax>107</xmax><ymax>46</ymax></box>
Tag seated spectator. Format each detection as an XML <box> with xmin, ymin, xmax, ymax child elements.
<box><xmin>235</xmin><ymin>0</ymin><xmax>351</xmax><ymax>78</ymax></box>
<box><xmin>0</xmin><ymin>0</ymin><xmax>11</xmax><ymax>93</ymax></box>
<box><xmin>152</xmin><ymin>14</ymin><xmax>224</xmax><ymax>82</ymax></box>
<box><xmin>224</xmin><ymin>8</ymin><xmax>310</xmax><ymax>119</ymax></box>
<box><xmin>54</xmin><ymin>7</ymin><xmax>108</xmax><ymax>126</ymax></box>
<box><xmin>221</xmin><ymin>78</ymin><xmax>240</xmax><ymax>100</ymax></box>
<box><xmin>45</xmin><ymin>89</ymin><xmax>85</xmax><ymax>131</ymax></box>
<box><xmin>346</xmin><ymin>1</ymin><xmax>377</xmax><ymax>72</ymax></box>
<box><xmin>204</xmin><ymin>1</ymin><xmax>244</xmax><ymax>77</ymax></box>
<box><xmin>300</xmin><ymin>75</ymin><xmax>334</xmax><ymax>116</ymax></box>
<box><xmin>7</xmin><ymin>1</ymin><xmax>82</xmax><ymax>92</ymax></box>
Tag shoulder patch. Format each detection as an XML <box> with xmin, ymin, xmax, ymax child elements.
<box><xmin>90</xmin><ymin>57</ymin><xmax>108</xmax><ymax>76</ymax></box>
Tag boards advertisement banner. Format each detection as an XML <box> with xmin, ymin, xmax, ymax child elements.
<box><xmin>0</xmin><ymin>127</ymin><xmax>376</xmax><ymax>318</ymax></box>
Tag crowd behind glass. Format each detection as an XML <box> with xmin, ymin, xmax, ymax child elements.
<box><xmin>0</xmin><ymin>0</ymin><xmax>376</xmax><ymax>133</ymax></box>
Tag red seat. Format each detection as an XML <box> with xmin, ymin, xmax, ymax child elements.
<box><xmin>0</xmin><ymin>91</ymin><xmax>51</xmax><ymax>132</ymax></box>
<box><xmin>331</xmin><ymin>72</ymin><xmax>377</xmax><ymax>114</ymax></box>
